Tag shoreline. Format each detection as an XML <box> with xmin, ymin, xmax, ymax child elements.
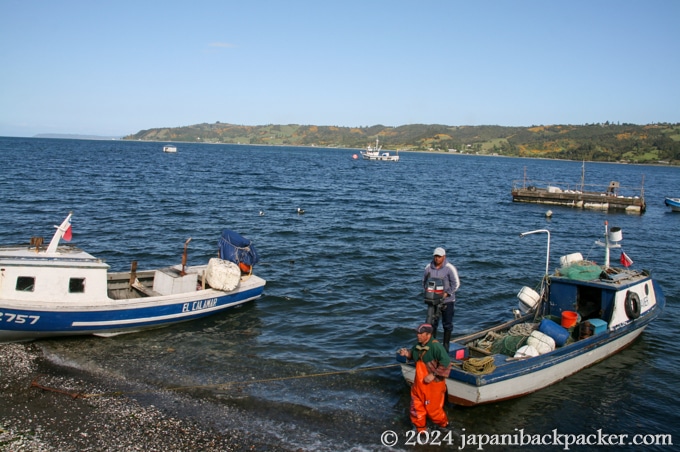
<box><xmin>0</xmin><ymin>343</ymin><xmax>289</xmax><ymax>451</ymax></box>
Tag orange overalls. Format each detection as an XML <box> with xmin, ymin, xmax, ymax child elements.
<box><xmin>409</xmin><ymin>354</ymin><xmax>449</xmax><ymax>432</ymax></box>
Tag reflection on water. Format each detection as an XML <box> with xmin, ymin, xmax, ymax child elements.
<box><xmin>1</xmin><ymin>137</ymin><xmax>678</xmax><ymax>450</ymax></box>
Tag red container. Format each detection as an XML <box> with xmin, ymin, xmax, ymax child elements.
<box><xmin>561</xmin><ymin>311</ymin><xmax>578</xmax><ymax>328</ymax></box>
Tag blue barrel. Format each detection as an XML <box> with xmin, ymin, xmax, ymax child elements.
<box><xmin>539</xmin><ymin>318</ymin><xmax>570</xmax><ymax>347</ymax></box>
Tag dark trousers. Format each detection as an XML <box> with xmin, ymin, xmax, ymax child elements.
<box><xmin>432</xmin><ymin>302</ymin><xmax>454</xmax><ymax>337</ymax></box>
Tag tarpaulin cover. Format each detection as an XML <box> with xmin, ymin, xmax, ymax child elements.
<box><xmin>218</xmin><ymin>230</ymin><xmax>259</xmax><ymax>267</ymax></box>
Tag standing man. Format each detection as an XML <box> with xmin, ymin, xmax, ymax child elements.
<box><xmin>399</xmin><ymin>323</ymin><xmax>452</xmax><ymax>433</ymax></box>
<box><xmin>423</xmin><ymin>247</ymin><xmax>460</xmax><ymax>352</ymax></box>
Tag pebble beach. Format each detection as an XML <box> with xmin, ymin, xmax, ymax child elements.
<box><xmin>0</xmin><ymin>343</ymin><xmax>290</xmax><ymax>452</ymax></box>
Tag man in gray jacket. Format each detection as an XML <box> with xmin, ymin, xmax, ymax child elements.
<box><xmin>423</xmin><ymin>247</ymin><xmax>460</xmax><ymax>352</ymax></box>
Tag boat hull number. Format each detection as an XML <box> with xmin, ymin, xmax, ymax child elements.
<box><xmin>0</xmin><ymin>312</ymin><xmax>40</xmax><ymax>324</ymax></box>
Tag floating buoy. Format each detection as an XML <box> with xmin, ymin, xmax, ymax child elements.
<box><xmin>545</xmin><ymin>210</ymin><xmax>553</xmax><ymax>218</ymax></box>
<box><xmin>352</xmin><ymin>154</ymin><xmax>358</xmax><ymax>160</ymax></box>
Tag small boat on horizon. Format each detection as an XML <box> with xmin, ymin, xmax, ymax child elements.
<box><xmin>0</xmin><ymin>213</ymin><xmax>266</xmax><ymax>342</ymax></box>
<box><xmin>163</xmin><ymin>144</ymin><xmax>177</xmax><ymax>153</ymax></box>
<box><xmin>360</xmin><ymin>139</ymin><xmax>400</xmax><ymax>162</ymax></box>
<box><xmin>397</xmin><ymin>223</ymin><xmax>665</xmax><ymax>406</ymax></box>
<box><xmin>664</xmin><ymin>197</ymin><xmax>680</xmax><ymax>212</ymax></box>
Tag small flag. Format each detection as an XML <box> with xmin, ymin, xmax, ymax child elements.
<box><xmin>63</xmin><ymin>224</ymin><xmax>72</xmax><ymax>242</ymax></box>
<box><xmin>620</xmin><ymin>251</ymin><xmax>633</xmax><ymax>267</ymax></box>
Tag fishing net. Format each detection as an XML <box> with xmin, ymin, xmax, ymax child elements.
<box><xmin>469</xmin><ymin>323</ymin><xmax>537</xmax><ymax>357</ymax></box>
<box><xmin>558</xmin><ymin>263</ymin><xmax>602</xmax><ymax>281</ymax></box>
<box><xmin>491</xmin><ymin>335</ymin><xmax>528</xmax><ymax>355</ymax></box>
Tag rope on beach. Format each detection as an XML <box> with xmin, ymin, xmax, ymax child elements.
<box><xmin>31</xmin><ymin>363</ymin><xmax>403</xmax><ymax>399</ymax></box>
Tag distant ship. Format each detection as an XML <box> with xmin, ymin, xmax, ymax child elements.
<box><xmin>360</xmin><ymin>139</ymin><xmax>399</xmax><ymax>162</ymax></box>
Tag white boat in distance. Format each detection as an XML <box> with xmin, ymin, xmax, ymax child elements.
<box><xmin>398</xmin><ymin>223</ymin><xmax>665</xmax><ymax>406</ymax></box>
<box><xmin>0</xmin><ymin>213</ymin><xmax>266</xmax><ymax>342</ymax></box>
<box><xmin>163</xmin><ymin>144</ymin><xmax>177</xmax><ymax>153</ymax></box>
<box><xmin>360</xmin><ymin>139</ymin><xmax>399</xmax><ymax>162</ymax></box>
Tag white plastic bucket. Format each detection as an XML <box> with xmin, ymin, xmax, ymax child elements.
<box><xmin>559</xmin><ymin>253</ymin><xmax>584</xmax><ymax>267</ymax></box>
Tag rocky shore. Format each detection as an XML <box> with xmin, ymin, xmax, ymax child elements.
<box><xmin>0</xmin><ymin>343</ymin><xmax>290</xmax><ymax>452</ymax></box>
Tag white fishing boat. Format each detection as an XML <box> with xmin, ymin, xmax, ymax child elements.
<box><xmin>360</xmin><ymin>139</ymin><xmax>399</xmax><ymax>162</ymax></box>
<box><xmin>163</xmin><ymin>144</ymin><xmax>177</xmax><ymax>153</ymax></box>
<box><xmin>0</xmin><ymin>213</ymin><xmax>266</xmax><ymax>342</ymax></box>
<box><xmin>664</xmin><ymin>197</ymin><xmax>680</xmax><ymax>212</ymax></box>
<box><xmin>397</xmin><ymin>223</ymin><xmax>665</xmax><ymax>406</ymax></box>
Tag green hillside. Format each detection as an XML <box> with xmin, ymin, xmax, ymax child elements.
<box><xmin>124</xmin><ymin>122</ymin><xmax>680</xmax><ymax>164</ymax></box>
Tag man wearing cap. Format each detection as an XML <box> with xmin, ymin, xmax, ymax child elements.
<box><xmin>423</xmin><ymin>247</ymin><xmax>460</xmax><ymax>352</ymax></box>
<box><xmin>398</xmin><ymin>323</ymin><xmax>452</xmax><ymax>433</ymax></box>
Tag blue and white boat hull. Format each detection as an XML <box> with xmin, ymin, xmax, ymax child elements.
<box><xmin>0</xmin><ymin>213</ymin><xmax>266</xmax><ymax>342</ymax></box>
<box><xmin>398</xmin><ymin>225</ymin><xmax>665</xmax><ymax>406</ymax></box>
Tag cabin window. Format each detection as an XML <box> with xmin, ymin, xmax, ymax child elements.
<box><xmin>16</xmin><ymin>276</ymin><xmax>35</xmax><ymax>292</ymax></box>
<box><xmin>69</xmin><ymin>278</ymin><xmax>85</xmax><ymax>293</ymax></box>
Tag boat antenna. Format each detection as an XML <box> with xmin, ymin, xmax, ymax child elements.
<box><xmin>519</xmin><ymin>229</ymin><xmax>551</xmax><ymax>318</ymax></box>
<box><xmin>45</xmin><ymin>211</ymin><xmax>73</xmax><ymax>254</ymax></box>
<box><xmin>519</xmin><ymin>229</ymin><xmax>551</xmax><ymax>277</ymax></box>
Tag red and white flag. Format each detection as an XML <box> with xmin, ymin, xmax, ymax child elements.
<box><xmin>63</xmin><ymin>223</ymin><xmax>72</xmax><ymax>241</ymax></box>
<box><xmin>620</xmin><ymin>251</ymin><xmax>633</xmax><ymax>267</ymax></box>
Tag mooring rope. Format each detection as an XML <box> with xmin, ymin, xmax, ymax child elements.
<box><xmin>31</xmin><ymin>363</ymin><xmax>402</xmax><ymax>399</ymax></box>
<box><xmin>461</xmin><ymin>356</ymin><xmax>496</xmax><ymax>375</ymax></box>
<box><xmin>508</xmin><ymin>322</ymin><xmax>536</xmax><ymax>337</ymax></box>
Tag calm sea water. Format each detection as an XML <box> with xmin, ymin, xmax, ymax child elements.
<box><xmin>1</xmin><ymin>137</ymin><xmax>679</xmax><ymax>451</ymax></box>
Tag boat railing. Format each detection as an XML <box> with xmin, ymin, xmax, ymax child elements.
<box><xmin>512</xmin><ymin>179</ymin><xmax>644</xmax><ymax>198</ymax></box>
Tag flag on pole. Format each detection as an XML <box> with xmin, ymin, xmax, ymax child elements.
<box><xmin>63</xmin><ymin>223</ymin><xmax>72</xmax><ymax>241</ymax></box>
<box><xmin>620</xmin><ymin>251</ymin><xmax>633</xmax><ymax>267</ymax></box>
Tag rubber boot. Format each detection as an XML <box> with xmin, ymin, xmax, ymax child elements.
<box><xmin>443</xmin><ymin>330</ymin><xmax>452</xmax><ymax>353</ymax></box>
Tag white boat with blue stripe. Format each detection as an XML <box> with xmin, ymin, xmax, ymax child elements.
<box><xmin>0</xmin><ymin>213</ymin><xmax>265</xmax><ymax>342</ymax></box>
<box><xmin>398</xmin><ymin>223</ymin><xmax>665</xmax><ymax>406</ymax></box>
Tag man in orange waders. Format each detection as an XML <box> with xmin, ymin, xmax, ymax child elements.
<box><xmin>399</xmin><ymin>323</ymin><xmax>452</xmax><ymax>432</ymax></box>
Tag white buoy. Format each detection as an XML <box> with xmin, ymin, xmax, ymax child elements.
<box><xmin>545</xmin><ymin>210</ymin><xmax>553</xmax><ymax>218</ymax></box>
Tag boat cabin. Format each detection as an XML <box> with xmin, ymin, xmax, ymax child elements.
<box><xmin>0</xmin><ymin>245</ymin><xmax>111</xmax><ymax>303</ymax></box>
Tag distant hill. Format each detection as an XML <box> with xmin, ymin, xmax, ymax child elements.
<box><xmin>123</xmin><ymin>122</ymin><xmax>680</xmax><ymax>164</ymax></box>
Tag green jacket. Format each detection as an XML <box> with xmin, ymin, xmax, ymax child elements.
<box><xmin>411</xmin><ymin>337</ymin><xmax>451</xmax><ymax>373</ymax></box>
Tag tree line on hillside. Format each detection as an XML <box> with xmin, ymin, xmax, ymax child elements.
<box><xmin>124</xmin><ymin>122</ymin><xmax>680</xmax><ymax>164</ymax></box>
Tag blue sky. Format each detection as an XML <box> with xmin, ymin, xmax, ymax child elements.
<box><xmin>1</xmin><ymin>0</ymin><xmax>679</xmax><ymax>137</ymax></box>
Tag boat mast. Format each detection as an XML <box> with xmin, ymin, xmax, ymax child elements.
<box><xmin>45</xmin><ymin>212</ymin><xmax>73</xmax><ymax>254</ymax></box>
<box><xmin>595</xmin><ymin>220</ymin><xmax>621</xmax><ymax>268</ymax></box>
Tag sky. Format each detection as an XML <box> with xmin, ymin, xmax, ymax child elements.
<box><xmin>1</xmin><ymin>1</ymin><xmax>679</xmax><ymax>137</ymax></box>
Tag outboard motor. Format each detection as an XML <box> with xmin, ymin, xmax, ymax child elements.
<box><xmin>424</xmin><ymin>278</ymin><xmax>444</xmax><ymax>306</ymax></box>
<box><xmin>424</xmin><ymin>278</ymin><xmax>445</xmax><ymax>327</ymax></box>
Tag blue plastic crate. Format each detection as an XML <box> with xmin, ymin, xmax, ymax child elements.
<box><xmin>588</xmin><ymin>318</ymin><xmax>608</xmax><ymax>335</ymax></box>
